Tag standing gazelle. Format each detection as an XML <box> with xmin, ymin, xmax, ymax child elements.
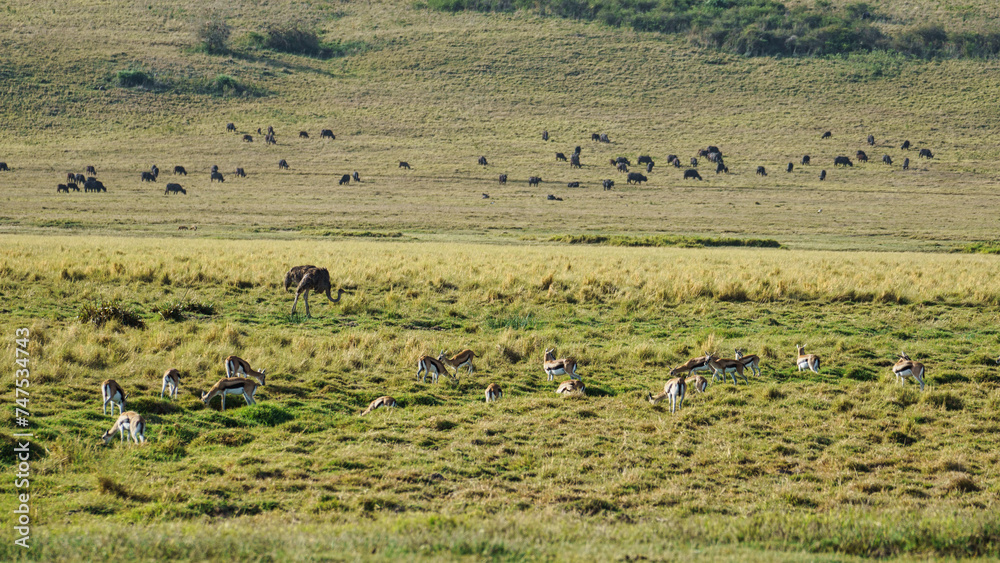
<box><xmin>416</xmin><ymin>355</ymin><xmax>452</xmax><ymax>384</ymax></box>
<box><xmin>224</xmin><ymin>356</ymin><xmax>266</xmax><ymax>385</ymax></box>
<box><xmin>669</xmin><ymin>354</ymin><xmax>713</xmax><ymax>378</ymax></box>
<box><xmin>648</xmin><ymin>376</ymin><xmax>686</xmax><ymax>413</ymax></box>
<box><xmin>161</xmin><ymin>369</ymin><xmax>180</xmax><ymax>399</ymax></box>
<box><xmin>544</xmin><ymin>349</ymin><xmax>580</xmax><ymax>381</ymax></box>
<box><xmin>101</xmin><ymin>411</ymin><xmax>146</xmax><ymax>445</ymax></box>
<box><xmin>485</xmin><ymin>383</ymin><xmax>503</xmax><ymax>403</ymax></box>
<box><xmin>796</xmin><ymin>345</ymin><xmax>821</xmax><ymax>373</ymax></box>
<box><xmin>361</xmin><ymin>396</ymin><xmax>397</xmax><ymax>416</ymax></box>
<box><xmin>201</xmin><ymin>377</ymin><xmax>258</xmax><ymax>411</ymax></box>
<box><xmin>892</xmin><ymin>352</ymin><xmax>926</xmax><ymax>391</ymax></box>
<box><xmin>439</xmin><ymin>349</ymin><xmax>476</xmax><ymax>375</ymax></box>
<box><xmin>101</xmin><ymin>379</ymin><xmax>128</xmax><ymax>416</ymax></box>
<box><xmin>707</xmin><ymin>355</ymin><xmax>748</xmax><ymax>385</ymax></box>
<box><xmin>734</xmin><ymin>349</ymin><xmax>761</xmax><ymax>377</ymax></box>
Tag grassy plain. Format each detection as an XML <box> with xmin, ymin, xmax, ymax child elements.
<box><xmin>2</xmin><ymin>0</ymin><xmax>1000</xmax><ymax>560</ymax></box>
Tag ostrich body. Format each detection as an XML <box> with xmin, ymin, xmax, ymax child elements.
<box><xmin>290</xmin><ymin>267</ymin><xmax>347</xmax><ymax>317</ymax></box>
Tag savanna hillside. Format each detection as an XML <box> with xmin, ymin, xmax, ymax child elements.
<box><xmin>2</xmin><ymin>0</ymin><xmax>1000</xmax><ymax>561</ymax></box>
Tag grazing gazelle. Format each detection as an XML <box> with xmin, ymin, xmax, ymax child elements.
<box><xmin>161</xmin><ymin>369</ymin><xmax>180</xmax><ymax>399</ymax></box>
<box><xmin>485</xmin><ymin>383</ymin><xmax>503</xmax><ymax>403</ymax></box>
<box><xmin>556</xmin><ymin>380</ymin><xmax>586</xmax><ymax>395</ymax></box>
<box><xmin>734</xmin><ymin>349</ymin><xmax>761</xmax><ymax>377</ymax></box>
<box><xmin>686</xmin><ymin>374</ymin><xmax>708</xmax><ymax>393</ymax></box>
<box><xmin>796</xmin><ymin>345</ymin><xmax>821</xmax><ymax>373</ymax></box>
<box><xmin>101</xmin><ymin>411</ymin><xmax>146</xmax><ymax>445</ymax></box>
<box><xmin>439</xmin><ymin>349</ymin><xmax>476</xmax><ymax>375</ymax></box>
<box><xmin>101</xmin><ymin>379</ymin><xmax>128</xmax><ymax>416</ymax></box>
<box><xmin>416</xmin><ymin>354</ymin><xmax>452</xmax><ymax>384</ymax></box>
<box><xmin>707</xmin><ymin>355</ymin><xmax>748</xmax><ymax>385</ymax></box>
<box><xmin>669</xmin><ymin>354</ymin><xmax>713</xmax><ymax>378</ymax></box>
<box><xmin>648</xmin><ymin>376</ymin><xmax>686</xmax><ymax>413</ymax></box>
<box><xmin>893</xmin><ymin>352</ymin><xmax>926</xmax><ymax>391</ymax></box>
<box><xmin>361</xmin><ymin>396</ymin><xmax>397</xmax><ymax>416</ymax></box>
<box><xmin>201</xmin><ymin>377</ymin><xmax>258</xmax><ymax>411</ymax></box>
<box><xmin>224</xmin><ymin>355</ymin><xmax>266</xmax><ymax>385</ymax></box>
<box><xmin>544</xmin><ymin>349</ymin><xmax>580</xmax><ymax>381</ymax></box>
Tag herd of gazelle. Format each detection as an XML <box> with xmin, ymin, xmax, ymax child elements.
<box><xmin>97</xmin><ymin>344</ymin><xmax>933</xmax><ymax>444</ymax></box>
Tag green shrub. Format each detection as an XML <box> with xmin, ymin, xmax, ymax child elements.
<box><xmin>78</xmin><ymin>300</ymin><xmax>145</xmax><ymax>329</ymax></box>
<box><xmin>116</xmin><ymin>70</ymin><xmax>153</xmax><ymax>88</ymax></box>
<box><xmin>196</xmin><ymin>18</ymin><xmax>231</xmax><ymax>54</ymax></box>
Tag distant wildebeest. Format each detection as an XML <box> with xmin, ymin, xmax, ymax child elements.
<box><xmin>567</xmin><ymin>181</ymin><xmax>580</xmax><ymax>188</ymax></box>
<box><xmin>574</xmin><ymin>146</ymin><xmax>581</xmax><ymax>154</ymax></box>
<box><xmin>556</xmin><ymin>152</ymin><xmax>567</xmax><ymax>162</ymax></box>
<box><xmin>820</xmin><ymin>170</ymin><xmax>827</xmax><ymax>181</ymax></box>
<box><xmin>856</xmin><ymin>150</ymin><xmax>868</xmax><ymax>162</ymax></box>
<box><xmin>787</xmin><ymin>162</ymin><xmax>794</xmax><ymax>173</ymax></box>
<box><xmin>75</xmin><ymin>173</ymin><xmax>86</xmax><ymax>183</ymax></box>
<box><xmin>716</xmin><ymin>162</ymin><xmax>728</xmax><ymax>174</ymax></box>
<box><xmin>227</xmin><ymin>122</ymin><xmax>236</xmax><ymax>132</ymax></box>
<box><xmin>243</xmin><ymin>134</ymin><xmax>253</xmax><ymax>142</ymax></box>
<box><xmin>211</xmin><ymin>171</ymin><xmax>225</xmax><ymax>183</ymax></box>
<box><xmin>173</xmin><ymin>166</ymin><xmax>187</xmax><ymax>175</ymax></box>
<box><xmin>399</xmin><ymin>161</ymin><xmax>411</xmax><ymax>169</ymax></box>
<box><xmin>67</xmin><ymin>182</ymin><xmax>79</xmax><ymax>191</ymax></box>
<box><xmin>756</xmin><ymin>166</ymin><xmax>767</xmax><ymax>176</ymax></box>
<box><xmin>616</xmin><ymin>157</ymin><xmax>631</xmax><ymax>166</ymax></box>
<box><xmin>683</xmin><ymin>169</ymin><xmax>702</xmax><ymax>180</ymax></box>
<box><xmin>882</xmin><ymin>154</ymin><xmax>893</xmax><ymax>165</ymax></box>
<box><xmin>165</xmin><ymin>183</ymin><xmax>186</xmax><ymax>195</ymax></box>
<box><xmin>637</xmin><ymin>156</ymin><xmax>652</xmax><ymax>165</ymax></box>
<box><xmin>801</xmin><ymin>155</ymin><xmax>810</xmax><ymax>165</ymax></box>
<box><xmin>84</xmin><ymin>179</ymin><xmax>106</xmax><ymax>192</ymax></box>
<box><xmin>903</xmin><ymin>158</ymin><xmax>910</xmax><ymax>170</ymax></box>
<box><xmin>867</xmin><ymin>134</ymin><xmax>875</xmax><ymax>146</ymax></box>
<box><xmin>690</xmin><ymin>157</ymin><xmax>698</xmax><ymax>167</ymax></box>
<box><xmin>707</xmin><ymin>152</ymin><xmax>723</xmax><ymax>163</ymax></box>
<box><xmin>141</xmin><ymin>171</ymin><xmax>156</xmax><ymax>182</ymax></box>
<box><xmin>278</xmin><ymin>159</ymin><xmax>289</xmax><ymax>170</ymax></box>
<box><xmin>499</xmin><ymin>174</ymin><xmax>507</xmax><ymax>184</ymax></box>
<box><xmin>821</xmin><ymin>131</ymin><xmax>832</xmax><ymax>139</ymax></box>
<box><xmin>602</xmin><ymin>179</ymin><xmax>614</xmax><ymax>190</ymax></box>
<box><xmin>265</xmin><ymin>133</ymin><xmax>276</xmax><ymax>145</ymax></box>
<box><xmin>666</xmin><ymin>154</ymin><xmax>677</xmax><ymax>165</ymax></box>
<box><xmin>919</xmin><ymin>148</ymin><xmax>933</xmax><ymax>159</ymax></box>
<box><xmin>546</xmin><ymin>194</ymin><xmax>562</xmax><ymax>201</ymax></box>
<box><xmin>834</xmin><ymin>156</ymin><xmax>853</xmax><ymax>167</ymax></box>
<box><xmin>570</xmin><ymin>154</ymin><xmax>581</xmax><ymax>168</ymax></box>
<box><xmin>542</xmin><ymin>131</ymin><xmax>549</xmax><ymax>141</ymax></box>
<box><xmin>257</xmin><ymin>128</ymin><xmax>262</xmax><ymax>134</ymax></box>
<box><xmin>267</xmin><ymin>125</ymin><xmax>275</xmax><ymax>135</ymax></box>
<box><xmin>482</xmin><ymin>193</ymin><xmax>489</xmax><ymax>199</ymax></box>
<box><xmin>901</xmin><ymin>140</ymin><xmax>911</xmax><ymax>150</ymax></box>
<box><xmin>671</xmin><ymin>158</ymin><xmax>681</xmax><ymax>168</ymax></box>
<box><xmin>617</xmin><ymin>162</ymin><xmax>628</xmax><ymax>173</ymax></box>
<box><xmin>646</xmin><ymin>162</ymin><xmax>654</xmax><ymax>173</ymax></box>
<box><xmin>211</xmin><ymin>165</ymin><xmax>219</xmax><ymax>173</ymax></box>
<box><xmin>352</xmin><ymin>171</ymin><xmax>360</xmax><ymax>182</ymax></box>
<box><xmin>339</xmin><ymin>174</ymin><xmax>350</xmax><ymax>185</ymax></box>
<box><xmin>591</xmin><ymin>133</ymin><xmax>601</xmax><ymax>141</ymax></box>
<box><xmin>67</xmin><ymin>172</ymin><xmax>75</xmax><ymax>182</ymax></box>
<box><xmin>478</xmin><ymin>156</ymin><xmax>488</xmax><ymax>166</ymax></box>
<box><xmin>627</xmin><ymin>172</ymin><xmax>647</xmax><ymax>184</ymax></box>
<box><xmin>86</xmin><ymin>165</ymin><xmax>97</xmax><ymax>176</ymax></box>
<box><xmin>600</xmin><ymin>133</ymin><xmax>610</xmax><ymax>143</ymax></box>
<box><xmin>609</xmin><ymin>159</ymin><xmax>617</xmax><ymax>167</ymax></box>
<box><xmin>706</xmin><ymin>146</ymin><xmax>721</xmax><ymax>155</ymax></box>
<box><xmin>299</xmin><ymin>131</ymin><xmax>309</xmax><ymax>138</ymax></box>
<box><xmin>320</xmin><ymin>129</ymin><xmax>335</xmax><ymax>139</ymax></box>
<box><xmin>57</xmin><ymin>184</ymin><xmax>69</xmax><ymax>193</ymax></box>
<box><xmin>528</xmin><ymin>176</ymin><xmax>541</xmax><ymax>187</ymax></box>
<box><xmin>235</xmin><ymin>168</ymin><xmax>246</xmax><ymax>178</ymax></box>
<box><xmin>151</xmin><ymin>165</ymin><xmax>159</xmax><ymax>178</ymax></box>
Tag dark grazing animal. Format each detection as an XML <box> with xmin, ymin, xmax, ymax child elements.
<box><xmin>834</xmin><ymin>156</ymin><xmax>853</xmax><ymax>167</ymax></box>
<box><xmin>690</xmin><ymin>157</ymin><xmax>698</xmax><ymax>167</ymax></box>
<box><xmin>299</xmin><ymin>131</ymin><xmax>309</xmax><ymax>138</ymax></box>
<box><xmin>141</xmin><ymin>171</ymin><xmax>156</xmax><ymax>182</ymax></box>
<box><xmin>498</xmin><ymin>174</ymin><xmax>507</xmax><ymax>184</ymax></box>
<box><xmin>646</xmin><ymin>162</ymin><xmax>654</xmax><ymax>173</ymax></box>
<box><xmin>75</xmin><ymin>173</ymin><xmax>86</xmax><ymax>183</ymax></box>
<box><xmin>528</xmin><ymin>176</ymin><xmax>541</xmax><ymax>187</ymax></box>
<box><xmin>264</xmin><ymin>133</ymin><xmax>276</xmax><ymax>145</ymax></box>
<box><xmin>617</xmin><ymin>162</ymin><xmax>628</xmax><ymax>173</ymax></box>
<box><xmin>399</xmin><ymin>161</ymin><xmax>411</xmax><ymax>169</ymax></box>
<box><xmin>278</xmin><ymin>159</ymin><xmax>289</xmax><ymax>170</ymax></box>
<box><xmin>616</xmin><ymin>157</ymin><xmax>631</xmax><ymax>166</ymax></box>
<box><xmin>243</xmin><ymin>134</ymin><xmax>253</xmax><ymax>142</ymax></box>
<box><xmin>706</xmin><ymin>152</ymin><xmax>723</xmax><ymax>163</ymax></box>
<box><xmin>600</xmin><ymin>133</ymin><xmax>609</xmax><ymax>143</ymax></box>
<box><xmin>546</xmin><ymin>194</ymin><xmax>562</xmax><ymax>201</ymax></box>
<box><xmin>290</xmin><ymin>267</ymin><xmax>347</xmax><ymax>318</ymax></box>
<box><xmin>570</xmin><ymin>154</ymin><xmax>581</xmax><ymax>168</ymax></box>
<box><xmin>801</xmin><ymin>155</ymin><xmax>810</xmax><ymax>165</ymax></box>
<box><xmin>667</xmin><ymin>155</ymin><xmax>677</xmax><ymax>165</ymax></box>
<box><xmin>671</xmin><ymin>158</ymin><xmax>681</xmax><ymax>168</ymax></box>
<box><xmin>574</xmin><ymin>146</ymin><xmax>581</xmax><ymax>155</ymax></box>
<box><xmin>67</xmin><ymin>182</ymin><xmax>79</xmax><ymax>191</ymax></box>
<box><xmin>683</xmin><ymin>169</ymin><xmax>702</xmax><ymax>180</ymax></box>
<box><xmin>903</xmin><ymin>158</ymin><xmax>910</xmax><ymax>170</ymax></box>
<box><xmin>567</xmin><ymin>181</ymin><xmax>580</xmax><ymax>188</ymax></box>
<box><xmin>173</xmin><ymin>166</ymin><xmax>187</xmax><ymax>175</ymax></box>
<box><xmin>591</xmin><ymin>133</ymin><xmax>601</xmax><ymax>141</ymax></box>
<box><xmin>67</xmin><ymin>172</ymin><xmax>75</xmax><ymax>182</ymax></box>
<box><xmin>706</xmin><ymin>146</ymin><xmax>721</xmax><ymax>155</ymax></box>
<box><xmin>627</xmin><ymin>172</ymin><xmax>647</xmax><ymax>184</ymax></box>
<box><xmin>867</xmin><ymin>134</ymin><xmax>875</xmax><ymax>146</ymax></box>
<box><xmin>320</xmin><ymin>129</ymin><xmax>335</xmax><ymax>139</ymax></box>
<box><xmin>211</xmin><ymin>165</ymin><xmax>219</xmax><ymax>173</ymax></box>
<box><xmin>84</xmin><ymin>179</ymin><xmax>106</xmax><ymax>192</ymax></box>
<box><xmin>542</xmin><ymin>131</ymin><xmax>549</xmax><ymax>141</ymax></box>
<box><xmin>787</xmin><ymin>162</ymin><xmax>794</xmax><ymax>173</ymax></box>
<box><xmin>339</xmin><ymin>174</ymin><xmax>350</xmax><ymax>185</ymax></box>
<box><xmin>57</xmin><ymin>184</ymin><xmax>69</xmax><ymax>193</ymax></box>
<box><xmin>856</xmin><ymin>150</ymin><xmax>868</xmax><ymax>162</ymax></box>
<box><xmin>151</xmin><ymin>165</ymin><xmax>159</xmax><ymax>178</ymax></box>
<box><xmin>164</xmin><ymin>183</ymin><xmax>186</xmax><ymax>195</ymax></box>
<box><xmin>602</xmin><ymin>179</ymin><xmax>614</xmax><ymax>190</ymax></box>
<box><xmin>919</xmin><ymin>148</ymin><xmax>933</xmax><ymax>159</ymax></box>
<box><xmin>211</xmin><ymin>171</ymin><xmax>225</xmax><ymax>183</ymax></box>
<box><xmin>235</xmin><ymin>168</ymin><xmax>246</xmax><ymax>178</ymax></box>
<box><xmin>882</xmin><ymin>154</ymin><xmax>893</xmax><ymax>165</ymax></box>
<box><xmin>901</xmin><ymin>140</ymin><xmax>911</xmax><ymax>150</ymax></box>
<box><xmin>821</xmin><ymin>131</ymin><xmax>832</xmax><ymax>139</ymax></box>
<box><xmin>637</xmin><ymin>156</ymin><xmax>652</xmax><ymax>165</ymax></box>
<box><xmin>352</xmin><ymin>171</ymin><xmax>360</xmax><ymax>182</ymax></box>
<box><xmin>87</xmin><ymin>165</ymin><xmax>97</xmax><ymax>176</ymax></box>
<box><xmin>478</xmin><ymin>156</ymin><xmax>488</xmax><ymax>166</ymax></box>
<box><xmin>227</xmin><ymin>122</ymin><xmax>236</xmax><ymax>132</ymax></box>
<box><xmin>820</xmin><ymin>170</ymin><xmax>827</xmax><ymax>181</ymax></box>
<box><xmin>716</xmin><ymin>162</ymin><xmax>728</xmax><ymax>174</ymax></box>
<box><xmin>756</xmin><ymin>166</ymin><xmax>767</xmax><ymax>176</ymax></box>
<box><xmin>284</xmin><ymin>265</ymin><xmax>317</xmax><ymax>292</ymax></box>
<box><xmin>556</xmin><ymin>152</ymin><xmax>567</xmax><ymax>162</ymax></box>
<box><xmin>267</xmin><ymin>125</ymin><xmax>274</xmax><ymax>135</ymax></box>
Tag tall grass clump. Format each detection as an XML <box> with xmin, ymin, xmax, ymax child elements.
<box><xmin>242</xmin><ymin>24</ymin><xmax>370</xmax><ymax>59</ymax></box>
<box><xmin>195</xmin><ymin>17</ymin><xmax>231</xmax><ymax>54</ymax></box>
<box><xmin>78</xmin><ymin>301</ymin><xmax>145</xmax><ymax>329</ymax></box>
<box><xmin>116</xmin><ymin>70</ymin><xmax>154</xmax><ymax>88</ymax></box>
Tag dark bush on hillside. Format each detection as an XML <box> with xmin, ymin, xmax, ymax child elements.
<box><xmin>116</xmin><ymin>70</ymin><xmax>153</xmax><ymax>88</ymax></box>
<box><xmin>243</xmin><ymin>25</ymin><xmax>370</xmax><ymax>59</ymax></box>
<box><xmin>196</xmin><ymin>18</ymin><xmax>231</xmax><ymax>54</ymax></box>
<box><xmin>78</xmin><ymin>301</ymin><xmax>145</xmax><ymax>329</ymax></box>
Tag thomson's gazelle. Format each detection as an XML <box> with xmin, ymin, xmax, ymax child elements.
<box><xmin>707</xmin><ymin>355</ymin><xmax>748</xmax><ymax>384</ymax></box>
<box><xmin>416</xmin><ymin>355</ymin><xmax>452</xmax><ymax>384</ymax></box>
<box><xmin>686</xmin><ymin>374</ymin><xmax>708</xmax><ymax>393</ymax></box>
<box><xmin>648</xmin><ymin>377</ymin><xmax>686</xmax><ymax>413</ymax></box>
<box><xmin>892</xmin><ymin>352</ymin><xmax>926</xmax><ymax>391</ymax></box>
<box><xmin>224</xmin><ymin>355</ymin><xmax>266</xmax><ymax>385</ymax></box>
<box><xmin>101</xmin><ymin>411</ymin><xmax>146</xmax><ymax>444</ymax></box>
<box><xmin>439</xmin><ymin>349</ymin><xmax>476</xmax><ymax>376</ymax></box>
<box><xmin>101</xmin><ymin>379</ymin><xmax>128</xmax><ymax>416</ymax></box>
<box><xmin>734</xmin><ymin>349</ymin><xmax>761</xmax><ymax>377</ymax></box>
<box><xmin>361</xmin><ymin>396</ymin><xmax>397</xmax><ymax>416</ymax></box>
<box><xmin>669</xmin><ymin>354</ymin><xmax>713</xmax><ymax>378</ymax></box>
<box><xmin>485</xmin><ymin>383</ymin><xmax>503</xmax><ymax>403</ymax></box>
<box><xmin>161</xmin><ymin>369</ymin><xmax>180</xmax><ymax>399</ymax></box>
<box><xmin>796</xmin><ymin>345</ymin><xmax>821</xmax><ymax>373</ymax></box>
<box><xmin>544</xmin><ymin>349</ymin><xmax>579</xmax><ymax>381</ymax></box>
<box><xmin>556</xmin><ymin>380</ymin><xmax>586</xmax><ymax>395</ymax></box>
<box><xmin>201</xmin><ymin>377</ymin><xmax>258</xmax><ymax>411</ymax></box>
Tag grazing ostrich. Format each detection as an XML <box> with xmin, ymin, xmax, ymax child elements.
<box><xmin>284</xmin><ymin>265</ymin><xmax>317</xmax><ymax>292</ymax></box>
<box><xmin>290</xmin><ymin>267</ymin><xmax>348</xmax><ymax>317</ymax></box>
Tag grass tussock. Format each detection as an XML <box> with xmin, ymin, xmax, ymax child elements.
<box><xmin>78</xmin><ymin>301</ymin><xmax>145</xmax><ymax>329</ymax></box>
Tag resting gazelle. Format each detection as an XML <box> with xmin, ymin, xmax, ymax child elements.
<box><xmin>101</xmin><ymin>411</ymin><xmax>146</xmax><ymax>445</ymax></box>
<box><xmin>439</xmin><ymin>349</ymin><xmax>476</xmax><ymax>375</ymax></box>
<box><xmin>796</xmin><ymin>345</ymin><xmax>821</xmax><ymax>373</ymax></box>
<box><xmin>734</xmin><ymin>349</ymin><xmax>761</xmax><ymax>377</ymax></box>
<box><xmin>648</xmin><ymin>376</ymin><xmax>686</xmax><ymax>413</ymax></box>
<box><xmin>556</xmin><ymin>380</ymin><xmax>586</xmax><ymax>395</ymax></box>
<box><xmin>201</xmin><ymin>377</ymin><xmax>258</xmax><ymax>411</ymax></box>
<box><xmin>707</xmin><ymin>355</ymin><xmax>748</xmax><ymax>385</ymax></box>
<box><xmin>416</xmin><ymin>355</ymin><xmax>453</xmax><ymax>384</ymax></box>
<box><xmin>161</xmin><ymin>369</ymin><xmax>180</xmax><ymax>399</ymax></box>
<box><xmin>485</xmin><ymin>383</ymin><xmax>503</xmax><ymax>403</ymax></box>
<box><xmin>224</xmin><ymin>355</ymin><xmax>266</xmax><ymax>385</ymax></box>
<box><xmin>101</xmin><ymin>379</ymin><xmax>128</xmax><ymax>416</ymax></box>
<box><xmin>892</xmin><ymin>352</ymin><xmax>926</xmax><ymax>391</ymax></box>
<box><xmin>544</xmin><ymin>349</ymin><xmax>580</xmax><ymax>381</ymax></box>
<box><xmin>361</xmin><ymin>396</ymin><xmax>397</xmax><ymax>416</ymax></box>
